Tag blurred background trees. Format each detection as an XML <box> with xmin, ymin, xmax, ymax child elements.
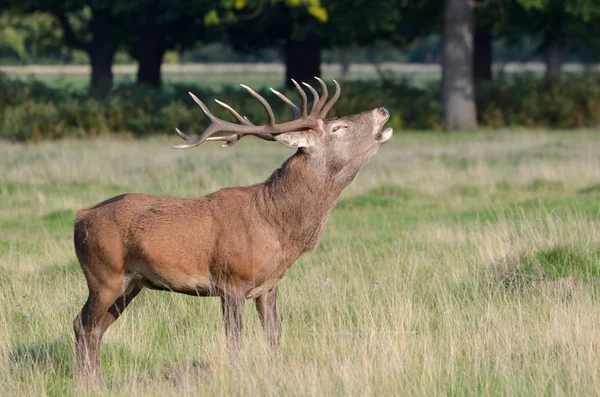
<box><xmin>0</xmin><ymin>0</ymin><xmax>599</xmax><ymax>135</ymax></box>
<box><xmin>226</xmin><ymin>0</ymin><xmax>398</xmax><ymax>87</ymax></box>
<box><xmin>512</xmin><ymin>0</ymin><xmax>600</xmax><ymax>79</ymax></box>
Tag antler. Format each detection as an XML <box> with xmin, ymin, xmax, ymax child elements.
<box><xmin>173</xmin><ymin>78</ymin><xmax>341</xmax><ymax>149</ymax></box>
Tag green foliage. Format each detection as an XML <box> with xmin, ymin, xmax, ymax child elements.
<box><xmin>476</xmin><ymin>75</ymin><xmax>600</xmax><ymax>128</ymax></box>
<box><xmin>518</xmin><ymin>0</ymin><xmax>600</xmax><ymax>20</ymax></box>
<box><xmin>2</xmin><ymin>74</ymin><xmax>600</xmax><ymax>141</ymax></box>
<box><xmin>507</xmin><ymin>0</ymin><xmax>600</xmax><ymax>62</ymax></box>
<box><xmin>207</xmin><ymin>0</ymin><xmax>328</xmax><ymax>26</ymax></box>
<box><xmin>225</xmin><ymin>0</ymin><xmax>398</xmax><ymax>65</ymax></box>
<box><xmin>0</xmin><ymin>15</ymin><xmax>27</xmax><ymax>59</ymax></box>
<box><xmin>0</xmin><ymin>12</ymin><xmax>64</xmax><ymax>63</ymax></box>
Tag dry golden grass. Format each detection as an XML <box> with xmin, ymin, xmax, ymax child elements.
<box><xmin>1</xmin><ymin>130</ymin><xmax>600</xmax><ymax>396</ymax></box>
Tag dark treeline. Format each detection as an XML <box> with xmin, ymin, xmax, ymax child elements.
<box><xmin>1</xmin><ymin>0</ymin><xmax>600</xmax><ymax>131</ymax></box>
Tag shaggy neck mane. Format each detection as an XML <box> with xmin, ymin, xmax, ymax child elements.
<box><xmin>256</xmin><ymin>152</ymin><xmax>349</xmax><ymax>254</ymax></box>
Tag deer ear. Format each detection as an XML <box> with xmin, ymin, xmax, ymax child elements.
<box><xmin>273</xmin><ymin>131</ymin><xmax>312</xmax><ymax>149</ymax></box>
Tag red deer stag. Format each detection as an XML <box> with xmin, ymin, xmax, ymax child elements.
<box><xmin>73</xmin><ymin>78</ymin><xmax>393</xmax><ymax>383</ymax></box>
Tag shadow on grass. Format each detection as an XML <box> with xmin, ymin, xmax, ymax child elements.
<box><xmin>9</xmin><ymin>338</ymin><xmax>74</xmax><ymax>396</ymax></box>
<box><xmin>156</xmin><ymin>361</ymin><xmax>211</xmax><ymax>387</ymax></box>
<box><xmin>9</xmin><ymin>337</ymin><xmax>210</xmax><ymax>392</ymax></box>
<box><xmin>9</xmin><ymin>338</ymin><xmax>74</xmax><ymax>373</ymax></box>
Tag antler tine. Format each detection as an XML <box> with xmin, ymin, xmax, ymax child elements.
<box><xmin>206</xmin><ymin>134</ymin><xmax>240</xmax><ymax>147</ymax></box>
<box><xmin>319</xmin><ymin>79</ymin><xmax>341</xmax><ymax>118</ymax></box>
<box><xmin>270</xmin><ymin>88</ymin><xmax>301</xmax><ymax>120</ymax></box>
<box><xmin>291</xmin><ymin>79</ymin><xmax>308</xmax><ymax>117</ymax></box>
<box><xmin>240</xmin><ymin>84</ymin><xmax>276</xmax><ymax>125</ymax></box>
<box><xmin>188</xmin><ymin>92</ymin><xmax>219</xmax><ymax>123</ymax></box>
<box><xmin>301</xmin><ymin>82</ymin><xmax>320</xmax><ymax>116</ymax></box>
<box><xmin>172</xmin><ymin>127</ymin><xmax>206</xmax><ymax>149</ymax></box>
<box><xmin>206</xmin><ymin>132</ymin><xmax>276</xmax><ymax>147</ymax></box>
<box><xmin>172</xmin><ymin>92</ymin><xmax>225</xmax><ymax>149</ymax></box>
<box><xmin>175</xmin><ymin>127</ymin><xmax>190</xmax><ymax>141</ymax></box>
<box><xmin>214</xmin><ymin>99</ymin><xmax>254</xmax><ymax>126</ymax></box>
<box><xmin>311</xmin><ymin>77</ymin><xmax>329</xmax><ymax>116</ymax></box>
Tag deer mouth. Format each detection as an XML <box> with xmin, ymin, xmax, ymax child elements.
<box><xmin>375</xmin><ymin>127</ymin><xmax>393</xmax><ymax>143</ymax></box>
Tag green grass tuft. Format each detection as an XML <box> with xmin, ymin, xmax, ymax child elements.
<box><xmin>533</xmin><ymin>246</ymin><xmax>600</xmax><ymax>281</ymax></box>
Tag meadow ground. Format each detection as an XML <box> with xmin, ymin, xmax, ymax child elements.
<box><xmin>1</xmin><ymin>130</ymin><xmax>600</xmax><ymax>396</ymax></box>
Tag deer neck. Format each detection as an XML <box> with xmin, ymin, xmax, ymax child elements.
<box><xmin>258</xmin><ymin>152</ymin><xmax>353</xmax><ymax>254</ymax></box>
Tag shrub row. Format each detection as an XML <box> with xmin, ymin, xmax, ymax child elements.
<box><xmin>1</xmin><ymin>74</ymin><xmax>600</xmax><ymax>141</ymax></box>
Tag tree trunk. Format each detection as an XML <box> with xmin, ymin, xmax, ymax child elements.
<box><xmin>88</xmin><ymin>12</ymin><xmax>119</xmax><ymax>99</ymax></box>
<box><xmin>442</xmin><ymin>0</ymin><xmax>478</xmax><ymax>131</ymax></box>
<box><xmin>544</xmin><ymin>40</ymin><xmax>567</xmax><ymax>80</ymax></box>
<box><xmin>136</xmin><ymin>10</ymin><xmax>167</xmax><ymax>87</ymax></box>
<box><xmin>474</xmin><ymin>27</ymin><xmax>492</xmax><ymax>82</ymax></box>
<box><xmin>284</xmin><ymin>34</ymin><xmax>322</xmax><ymax>89</ymax></box>
<box><xmin>89</xmin><ymin>44</ymin><xmax>117</xmax><ymax>99</ymax></box>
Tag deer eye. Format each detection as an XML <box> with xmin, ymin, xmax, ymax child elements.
<box><xmin>331</xmin><ymin>125</ymin><xmax>348</xmax><ymax>133</ymax></box>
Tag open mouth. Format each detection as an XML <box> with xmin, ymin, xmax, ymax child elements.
<box><xmin>375</xmin><ymin>127</ymin><xmax>393</xmax><ymax>143</ymax></box>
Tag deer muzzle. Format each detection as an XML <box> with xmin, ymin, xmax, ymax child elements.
<box><xmin>374</xmin><ymin>107</ymin><xmax>392</xmax><ymax>143</ymax></box>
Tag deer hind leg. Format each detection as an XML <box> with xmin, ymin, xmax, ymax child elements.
<box><xmin>98</xmin><ymin>284</ymin><xmax>142</xmax><ymax>334</ymax></box>
<box><xmin>73</xmin><ymin>274</ymin><xmax>140</xmax><ymax>384</ymax></box>
<box><xmin>74</xmin><ymin>288</ymin><xmax>121</xmax><ymax>384</ymax></box>
<box><xmin>255</xmin><ymin>286</ymin><xmax>280</xmax><ymax>348</ymax></box>
<box><xmin>220</xmin><ymin>292</ymin><xmax>245</xmax><ymax>359</ymax></box>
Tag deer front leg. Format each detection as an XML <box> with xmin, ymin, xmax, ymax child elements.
<box><xmin>255</xmin><ymin>286</ymin><xmax>280</xmax><ymax>347</ymax></box>
<box><xmin>220</xmin><ymin>292</ymin><xmax>245</xmax><ymax>359</ymax></box>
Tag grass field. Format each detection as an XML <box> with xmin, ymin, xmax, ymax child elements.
<box><xmin>1</xmin><ymin>130</ymin><xmax>600</xmax><ymax>396</ymax></box>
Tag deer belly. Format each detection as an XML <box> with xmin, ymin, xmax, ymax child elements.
<box><xmin>127</xmin><ymin>260</ymin><xmax>216</xmax><ymax>296</ymax></box>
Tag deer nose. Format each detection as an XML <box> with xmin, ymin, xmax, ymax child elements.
<box><xmin>377</xmin><ymin>107</ymin><xmax>389</xmax><ymax>119</ymax></box>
